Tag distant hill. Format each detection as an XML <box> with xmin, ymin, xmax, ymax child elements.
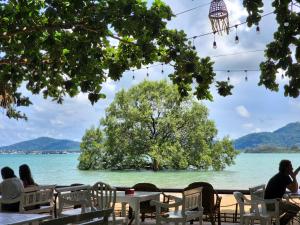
<box><xmin>0</xmin><ymin>137</ymin><xmax>80</xmax><ymax>152</ymax></box>
<box><xmin>234</xmin><ymin>122</ymin><xmax>300</xmax><ymax>151</ymax></box>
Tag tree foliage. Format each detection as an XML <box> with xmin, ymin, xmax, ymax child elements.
<box><xmin>0</xmin><ymin>0</ymin><xmax>218</xmax><ymax>119</ymax></box>
<box><xmin>78</xmin><ymin>80</ymin><xmax>238</xmax><ymax>171</ymax></box>
<box><xmin>1</xmin><ymin>0</ymin><xmax>298</xmax><ymax>120</ymax></box>
<box><xmin>243</xmin><ymin>0</ymin><xmax>300</xmax><ymax>97</ymax></box>
<box><xmin>78</xmin><ymin>126</ymin><xmax>106</xmax><ymax>170</ymax></box>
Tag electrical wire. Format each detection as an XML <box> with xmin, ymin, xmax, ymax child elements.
<box><xmin>174</xmin><ymin>2</ymin><xmax>211</xmax><ymax>16</ymax></box>
<box><xmin>187</xmin><ymin>11</ymin><xmax>274</xmax><ymax>40</ymax></box>
<box><xmin>211</xmin><ymin>50</ymin><xmax>264</xmax><ymax>58</ymax></box>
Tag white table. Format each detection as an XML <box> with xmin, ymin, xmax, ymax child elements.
<box><xmin>116</xmin><ymin>191</ymin><xmax>160</xmax><ymax>225</ymax></box>
<box><xmin>0</xmin><ymin>212</ymin><xmax>50</xmax><ymax>225</ymax></box>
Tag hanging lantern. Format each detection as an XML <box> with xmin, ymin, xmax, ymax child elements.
<box><xmin>208</xmin><ymin>0</ymin><xmax>229</xmax><ymax>35</ymax></box>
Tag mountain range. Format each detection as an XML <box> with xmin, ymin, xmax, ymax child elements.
<box><xmin>234</xmin><ymin>122</ymin><xmax>300</xmax><ymax>150</ymax></box>
<box><xmin>0</xmin><ymin>122</ymin><xmax>299</xmax><ymax>153</ymax></box>
<box><xmin>0</xmin><ymin>137</ymin><xmax>80</xmax><ymax>153</ymax></box>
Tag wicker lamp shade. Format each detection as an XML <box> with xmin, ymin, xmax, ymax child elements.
<box><xmin>209</xmin><ymin>0</ymin><xmax>229</xmax><ymax>35</ymax></box>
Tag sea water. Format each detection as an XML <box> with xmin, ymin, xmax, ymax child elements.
<box><xmin>1</xmin><ymin>153</ymin><xmax>300</xmax><ymax>189</ymax></box>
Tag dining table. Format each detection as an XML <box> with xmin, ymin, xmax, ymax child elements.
<box><xmin>116</xmin><ymin>191</ymin><xmax>161</xmax><ymax>225</ymax></box>
<box><xmin>0</xmin><ymin>212</ymin><xmax>50</xmax><ymax>225</ymax></box>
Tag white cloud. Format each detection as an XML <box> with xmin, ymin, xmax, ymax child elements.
<box><xmin>243</xmin><ymin>123</ymin><xmax>254</xmax><ymax>129</ymax></box>
<box><xmin>227</xmin><ymin>0</ymin><xmax>248</xmax><ymax>27</ymax></box>
<box><xmin>289</xmin><ymin>99</ymin><xmax>300</xmax><ymax>110</ymax></box>
<box><xmin>103</xmin><ymin>78</ymin><xmax>116</xmax><ymax>92</ymax></box>
<box><xmin>236</xmin><ymin>105</ymin><xmax>250</xmax><ymax>118</ymax></box>
<box><xmin>33</xmin><ymin>105</ymin><xmax>44</xmax><ymax>112</ymax></box>
<box><xmin>242</xmin><ymin>123</ymin><xmax>262</xmax><ymax>133</ymax></box>
<box><xmin>72</xmin><ymin>93</ymin><xmax>89</xmax><ymax>104</ymax></box>
<box><xmin>254</xmin><ymin>128</ymin><xmax>262</xmax><ymax>133</ymax></box>
<box><xmin>0</xmin><ymin>123</ymin><xmax>4</xmax><ymax>129</ymax></box>
<box><xmin>50</xmin><ymin>119</ymin><xmax>65</xmax><ymax>127</ymax></box>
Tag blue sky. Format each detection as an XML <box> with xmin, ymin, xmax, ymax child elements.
<box><xmin>0</xmin><ymin>0</ymin><xmax>299</xmax><ymax>146</ymax></box>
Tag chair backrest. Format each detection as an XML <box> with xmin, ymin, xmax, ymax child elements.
<box><xmin>56</xmin><ymin>185</ymin><xmax>92</xmax><ymax>216</ymax></box>
<box><xmin>132</xmin><ymin>183</ymin><xmax>161</xmax><ymax>192</ymax></box>
<box><xmin>40</xmin><ymin>208</ymin><xmax>113</xmax><ymax>225</ymax></box>
<box><xmin>182</xmin><ymin>187</ymin><xmax>203</xmax><ymax>212</ymax></box>
<box><xmin>19</xmin><ymin>187</ymin><xmax>54</xmax><ymax>214</ymax></box>
<box><xmin>0</xmin><ymin>196</ymin><xmax>21</xmax><ymax>212</ymax></box>
<box><xmin>233</xmin><ymin>191</ymin><xmax>247</xmax><ymax>216</ymax></box>
<box><xmin>233</xmin><ymin>191</ymin><xmax>262</xmax><ymax>216</ymax></box>
<box><xmin>91</xmin><ymin>182</ymin><xmax>116</xmax><ymax>210</ymax></box>
<box><xmin>184</xmin><ymin>182</ymin><xmax>218</xmax><ymax>213</ymax></box>
<box><xmin>249</xmin><ymin>184</ymin><xmax>265</xmax><ymax>201</ymax></box>
<box><xmin>38</xmin><ymin>185</ymin><xmax>56</xmax><ymax>190</ymax></box>
<box><xmin>249</xmin><ymin>185</ymin><xmax>280</xmax><ymax>225</ymax></box>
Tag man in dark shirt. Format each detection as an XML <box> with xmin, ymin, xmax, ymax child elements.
<box><xmin>265</xmin><ymin>160</ymin><xmax>300</xmax><ymax>225</ymax></box>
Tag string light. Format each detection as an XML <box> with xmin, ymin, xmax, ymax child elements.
<box><xmin>234</xmin><ymin>25</ymin><xmax>239</xmax><ymax>44</ymax></box>
<box><xmin>146</xmin><ymin>67</ymin><xmax>149</xmax><ymax>77</ymax></box>
<box><xmin>192</xmin><ymin>37</ymin><xmax>196</xmax><ymax>50</ymax></box>
<box><xmin>256</xmin><ymin>25</ymin><xmax>260</xmax><ymax>34</ymax></box>
<box><xmin>244</xmin><ymin>70</ymin><xmax>248</xmax><ymax>81</ymax></box>
<box><xmin>227</xmin><ymin>70</ymin><xmax>230</xmax><ymax>81</ymax></box>
<box><xmin>281</xmin><ymin>74</ymin><xmax>284</xmax><ymax>79</ymax></box>
<box><xmin>213</xmin><ymin>32</ymin><xmax>217</xmax><ymax>49</ymax></box>
<box><xmin>132</xmin><ymin>70</ymin><xmax>135</xmax><ymax>80</ymax></box>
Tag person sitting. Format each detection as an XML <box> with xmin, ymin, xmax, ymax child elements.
<box><xmin>19</xmin><ymin>164</ymin><xmax>38</xmax><ymax>189</ymax></box>
<box><xmin>19</xmin><ymin>164</ymin><xmax>40</xmax><ymax>210</ymax></box>
<box><xmin>0</xmin><ymin>167</ymin><xmax>24</xmax><ymax>212</ymax></box>
<box><xmin>265</xmin><ymin>159</ymin><xmax>300</xmax><ymax>225</ymax></box>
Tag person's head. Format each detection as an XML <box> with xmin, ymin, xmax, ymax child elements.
<box><xmin>1</xmin><ymin>167</ymin><xmax>16</xmax><ymax>179</ymax></box>
<box><xmin>19</xmin><ymin>164</ymin><xmax>35</xmax><ymax>185</ymax></box>
<box><xmin>279</xmin><ymin>160</ymin><xmax>293</xmax><ymax>174</ymax></box>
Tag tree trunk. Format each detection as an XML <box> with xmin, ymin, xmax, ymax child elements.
<box><xmin>152</xmin><ymin>159</ymin><xmax>159</xmax><ymax>171</ymax></box>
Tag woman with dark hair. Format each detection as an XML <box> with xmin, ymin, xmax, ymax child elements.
<box><xmin>19</xmin><ymin>164</ymin><xmax>37</xmax><ymax>187</ymax></box>
<box><xmin>0</xmin><ymin>166</ymin><xmax>24</xmax><ymax>212</ymax></box>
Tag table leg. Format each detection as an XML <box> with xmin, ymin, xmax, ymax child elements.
<box><xmin>133</xmin><ymin>200</ymin><xmax>140</xmax><ymax>225</ymax></box>
<box><xmin>121</xmin><ymin>202</ymin><xmax>127</xmax><ymax>217</ymax></box>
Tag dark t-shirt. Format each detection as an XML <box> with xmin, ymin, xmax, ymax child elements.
<box><xmin>265</xmin><ymin>172</ymin><xmax>292</xmax><ymax>199</ymax></box>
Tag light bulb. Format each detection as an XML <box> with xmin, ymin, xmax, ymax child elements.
<box><xmin>213</xmin><ymin>41</ymin><xmax>217</xmax><ymax>49</ymax></box>
<box><xmin>256</xmin><ymin>26</ymin><xmax>260</xmax><ymax>34</ymax></box>
<box><xmin>235</xmin><ymin>35</ymin><xmax>239</xmax><ymax>44</ymax></box>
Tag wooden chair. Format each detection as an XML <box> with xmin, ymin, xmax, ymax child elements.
<box><xmin>92</xmin><ymin>181</ymin><xmax>126</xmax><ymax>225</ymax></box>
<box><xmin>184</xmin><ymin>182</ymin><xmax>222</xmax><ymax>225</ymax></box>
<box><xmin>0</xmin><ymin>197</ymin><xmax>21</xmax><ymax>212</ymax></box>
<box><xmin>55</xmin><ymin>185</ymin><xmax>92</xmax><ymax>217</ymax></box>
<box><xmin>19</xmin><ymin>187</ymin><xmax>55</xmax><ymax>216</ymax></box>
<box><xmin>129</xmin><ymin>183</ymin><xmax>169</xmax><ymax>222</ymax></box>
<box><xmin>249</xmin><ymin>184</ymin><xmax>280</xmax><ymax>225</ymax></box>
<box><xmin>151</xmin><ymin>187</ymin><xmax>203</xmax><ymax>225</ymax></box>
<box><xmin>40</xmin><ymin>208</ymin><xmax>113</xmax><ymax>225</ymax></box>
<box><xmin>233</xmin><ymin>191</ymin><xmax>271</xmax><ymax>225</ymax></box>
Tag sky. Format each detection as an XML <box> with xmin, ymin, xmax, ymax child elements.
<box><xmin>0</xmin><ymin>0</ymin><xmax>299</xmax><ymax>146</ymax></box>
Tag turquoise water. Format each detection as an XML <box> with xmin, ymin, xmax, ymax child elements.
<box><xmin>1</xmin><ymin>153</ymin><xmax>300</xmax><ymax>189</ymax></box>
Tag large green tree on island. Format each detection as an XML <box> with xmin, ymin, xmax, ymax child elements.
<box><xmin>78</xmin><ymin>80</ymin><xmax>237</xmax><ymax>171</ymax></box>
<box><xmin>0</xmin><ymin>0</ymin><xmax>299</xmax><ymax>120</ymax></box>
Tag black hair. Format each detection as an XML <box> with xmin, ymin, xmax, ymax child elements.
<box><xmin>19</xmin><ymin>164</ymin><xmax>35</xmax><ymax>186</ymax></box>
<box><xmin>279</xmin><ymin>160</ymin><xmax>291</xmax><ymax>173</ymax></box>
<box><xmin>1</xmin><ymin>167</ymin><xmax>16</xmax><ymax>179</ymax></box>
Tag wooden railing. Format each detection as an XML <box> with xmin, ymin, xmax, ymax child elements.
<box><xmin>115</xmin><ymin>186</ymin><xmax>250</xmax><ymax>195</ymax></box>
